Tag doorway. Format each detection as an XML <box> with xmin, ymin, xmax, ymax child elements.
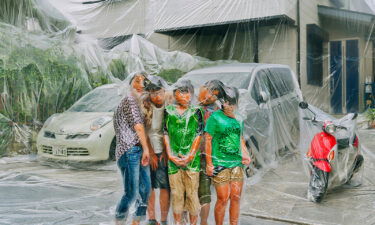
<box><xmin>329</xmin><ymin>39</ymin><xmax>359</xmax><ymax>114</ymax></box>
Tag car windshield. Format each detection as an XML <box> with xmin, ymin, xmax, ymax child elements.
<box><xmin>181</xmin><ymin>72</ymin><xmax>252</xmax><ymax>89</ymax></box>
<box><xmin>68</xmin><ymin>87</ymin><xmax>123</xmax><ymax>112</ymax></box>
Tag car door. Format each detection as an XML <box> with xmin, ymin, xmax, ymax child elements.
<box><xmin>267</xmin><ymin>67</ymin><xmax>301</xmax><ymax>148</ymax></box>
<box><xmin>244</xmin><ymin>69</ymin><xmax>278</xmax><ymax>165</ymax></box>
<box><xmin>258</xmin><ymin>68</ymin><xmax>288</xmax><ymax>153</ymax></box>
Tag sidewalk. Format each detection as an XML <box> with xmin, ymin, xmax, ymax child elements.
<box><xmin>240</xmin><ymin>128</ymin><xmax>375</xmax><ymax>225</ymax></box>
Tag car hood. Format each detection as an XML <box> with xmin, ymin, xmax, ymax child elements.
<box><xmin>43</xmin><ymin>112</ymin><xmax>113</xmax><ymax>134</ymax></box>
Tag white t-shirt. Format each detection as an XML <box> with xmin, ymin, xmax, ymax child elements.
<box><xmin>148</xmin><ymin>104</ymin><xmax>165</xmax><ymax>154</ymax></box>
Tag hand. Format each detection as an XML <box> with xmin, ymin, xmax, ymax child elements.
<box><xmin>169</xmin><ymin>155</ymin><xmax>186</xmax><ymax>167</ymax></box>
<box><xmin>242</xmin><ymin>155</ymin><xmax>251</xmax><ymax>166</ymax></box>
<box><xmin>150</xmin><ymin>153</ymin><xmax>158</xmax><ymax>171</ymax></box>
<box><xmin>206</xmin><ymin>163</ymin><xmax>214</xmax><ymax>177</ymax></box>
<box><xmin>141</xmin><ymin>149</ymin><xmax>150</xmax><ymax>166</ymax></box>
<box><xmin>178</xmin><ymin>153</ymin><xmax>192</xmax><ymax>166</ymax></box>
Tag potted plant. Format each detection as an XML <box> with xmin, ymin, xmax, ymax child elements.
<box><xmin>365</xmin><ymin>108</ymin><xmax>375</xmax><ymax>129</ymax></box>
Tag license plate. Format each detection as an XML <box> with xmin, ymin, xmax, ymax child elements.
<box><xmin>53</xmin><ymin>146</ymin><xmax>67</xmax><ymax>156</ymax></box>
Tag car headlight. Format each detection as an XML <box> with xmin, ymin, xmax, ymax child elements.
<box><xmin>324</xmin><ymin>124</ymin><xmax>337</xmax><ymax>134</ymax></box>
<box><xmin>90</xmin><ymin>116</ymin><xmax>112</xmax><ymax>131</ymax></box>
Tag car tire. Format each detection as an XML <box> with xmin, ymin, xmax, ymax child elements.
<box><xmin>108</xmin><ymin>138</ymin><xmax>116</xmax><ymax>161</ymax></box>
<box><xmin>246</xmin><ymin>138</ymin><xmax>259</xmax><ymax>170</ymax></box>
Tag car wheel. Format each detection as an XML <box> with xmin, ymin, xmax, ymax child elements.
<box><xmin>246</xmin><ymin>138</ymin><xmax>259</xmax><ymax>170</ymax></box>
<box><xmin>109</xmin><ymin>138</ymin><xmax>116</xmax><ymax>161</ymax></box>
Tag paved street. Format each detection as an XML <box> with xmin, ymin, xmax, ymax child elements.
<box><xmin>241</xmin><ymin>128</ymin><xmax>375</xmax><ymax>225</ymax></box>
<box><xmin>0</xmin><ymin>128</ymin><xmax>374</xmax><ymax>225</ymax></box>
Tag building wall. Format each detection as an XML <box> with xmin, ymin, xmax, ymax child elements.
<box><xmin>321</xmin><ymin>18</ymin><xmax>373</xmax><ymax>112</ymax></box>
<box><xmin>258</xmin><ymin>25</ymin><xmax>297</xmax><ymax>71</ymax></box>
<box><xmin>147</xmin><ymin>0</ymin><xmax>372</xmax><ymax>113</ymax></box>
<box><xmin>299</xmin><ymin>0</ymin><xmax>332</xmax><ymax>112</ymax></box>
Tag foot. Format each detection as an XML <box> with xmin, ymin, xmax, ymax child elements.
<box><xmin>131</xmin><ymin>220</ymin><xmax>140</xmax><ymax>225</ymax></box>
<box><xmin>148</xmin><ymin>219</ymin><xmax>160</xmax><ymax>225</ymax></box>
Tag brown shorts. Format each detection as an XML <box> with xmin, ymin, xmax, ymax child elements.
<box><xmin>169</xmin><ymin>169</ymin><xmax>200</xmax><ymax>216</ymax></box>
<box><xmin>212</xmin><ymin>167</ymin><xmax>244</xmax><ymax>185</ymax></box>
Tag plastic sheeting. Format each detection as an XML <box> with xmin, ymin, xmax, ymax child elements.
<box><xmin>0</xmin><ymin>0</ymin><xmax>235</xmax><ymax>156</ymax></box>
<box><xmin>298</xmin><ymin>103</ymin><xmax>364</xmax><ymax>202</ymax></box>
<box><xmin>1</xmin><ymin>0</ymin><xmax>375</xmax><ymax>224</ymax></box>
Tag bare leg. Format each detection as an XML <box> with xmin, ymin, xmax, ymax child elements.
<box><xmin>214</xmin><ymin>183</ymin><xmax>230</xmax><ymax>225</ymax></box>
<box><xmin>200</xmin><ymin>203</ymin><xmax>210</xmax><ymax>225</ymax></box>
<box><xmin>189</xmin><ymin>214</ymin><xmax>198</xmax><ymax>225</ymax></box>
<box><xmin>148</xmin><ymin>190</ymin><xmax>156</xmax><ymax>220</ymax></box>
<box><xmin>173</xmin><ymin>213</ymin><xmax>182</xmax><ymax>224</ymax></box>
<box><xmin>229</xmin><ymin>181</ymin><xmax>243</xmax><ymax>225</ymax></box>
<box><xmin>160</xmin><ymin>189</ymin><xmax>170</xmax><ymax>222</ymax></box>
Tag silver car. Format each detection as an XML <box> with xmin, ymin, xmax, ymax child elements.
<box><xmin>178</xmin><ymin>63</ymin><xmax>303</xmax><ymax>167</ymax></box>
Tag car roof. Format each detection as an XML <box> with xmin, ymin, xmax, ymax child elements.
<box><xmin>184</xmin><ymin>63</ymin><xmax>291</xmax><ymax>75</ymax></box>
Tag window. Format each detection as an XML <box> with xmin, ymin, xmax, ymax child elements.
<box><xmin>307</xmin><ymin>24</ymin><xmax>328</xmax><ymax>86</ymax></box>
<box><xmin>251</xmin><ymin>68</ymin><xmax>296</xmax><ymax>103</ymax></box>
<box><xmin>269</xmin><ymin>68</ymin><xmax>295</xmax><ymax>95</ymax></box>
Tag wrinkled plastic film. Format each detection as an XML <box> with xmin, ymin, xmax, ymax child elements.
<box><xmin>1</xmin><ymin>0</ymin><xmax>375</xmax><ymax>224</ymax></box>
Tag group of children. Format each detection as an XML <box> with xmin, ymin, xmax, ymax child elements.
<box><xmin>113</xmin><ymin>72</ymin><xmax>251</xmax><ymax>225</ymax></box>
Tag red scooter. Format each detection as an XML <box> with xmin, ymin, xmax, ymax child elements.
<box><xmin>299</xmin><ymin>102</ymin><xmax>364</xmax><ymax>203</ymax></box>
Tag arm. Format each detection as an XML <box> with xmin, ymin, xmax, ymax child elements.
<box><xmin>205</xmin><ymin>133</ymin><xmax>214</xmax><ymax>176</ymax></box>
<box><xmin>183</xmin><ymin>135</ymin><xmax>202</xmax><ymax>164</ymax></box>
<box><xmin>134</xmin><ymin>123</ymin><xmax>150</xmax><ymax>166</ymax></box>
<box><xmin>164</xmin><ymin>134</ymin><xmax>185</xmax><ymax>167</ymax></box>
<box><xmin>148</xmin><ymin>135</ymin><xmax>158</xmax><ymax>171</ymax></box>
<box><xmin>127</xmin><ymin>96</ymin><xmax>149</xmax><ymax>166</ymax></box>
<box><xmin>241</xmin><ymin>137</ymin><xmax>251</xmax><ymax>165</ymax></box>
<box><xmin>163</xmin><ymin>109</ymin><xmax>185</xmax><ymax>167</ymax></box>
<box><xmin>182</xmin><ymin>109</ymin><xmax>204</xmax><ymax>164</ymax></box>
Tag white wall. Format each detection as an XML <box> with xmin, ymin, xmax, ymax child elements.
<box><xmin>258</xmin><ymin>25</ymin><xmax>297</xmax><ymax>71</ymax></box>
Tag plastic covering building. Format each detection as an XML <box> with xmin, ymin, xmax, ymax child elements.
<box><xmin>47</xmin><ymin>0</ymin><xmax>375</xmax><ymax>114</ymax></box>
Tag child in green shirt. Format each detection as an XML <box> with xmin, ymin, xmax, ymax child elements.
<box><xmin>163</xmin><ymin>80</ymin><xmax>203</xmax><ymax>225</ymax></box>
<box><xmin>205</xmin><ymin>86</ymin><xmax>251</xmax><ymax>225</ymax></box>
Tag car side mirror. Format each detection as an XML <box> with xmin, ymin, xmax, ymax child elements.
<box><xmin>352</xmin><ymin>113</ymin><xmax>358</xmax><ymax>120</ymax></box>
<box><xmin>299</xmin><ymin>101</ymin><xmax>309</xmax><ymax>109</ymax></box>
<box><xmin>259</xmin><ymin>91</ymin><xmax>269</xmax><ymax>103</ymax></box>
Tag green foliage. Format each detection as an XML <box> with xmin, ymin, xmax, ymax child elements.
<box><xmin>92</xmin><ymin>76</ymin><xmax>110</xmax><ymax>88</ymax></box>
<box><xmin>0</xmin><ymin>44</ymin><xmax>91</xmax><ymax>124</ymax></box>
<box><xmin>108</xmin><ymin>59</ymin><xmax>127</xmax><ymax>80</ymax></box>
<box><xmin>0</xmin><ymin>113</ymin><xmax>13</xmax><ymax>156</ymax></box>
<box><xmin>156</xmin><ymin>69</ymin><xmax>185</xmax><ymax>84</ymax></box>
<box><xmin>365</xmin><ymin>108</ymin><xmax>375</xmax><ymax>121</ymax></box>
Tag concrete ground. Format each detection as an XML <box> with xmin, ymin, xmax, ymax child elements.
<box><xmin>240</xmin><ymin>128</ymin><xmax>375</xmax><ymax>225</ymax></box>
<box><xmin>0</xmin><ymin>128</ymin><xmax>374</xmax><ymax>225</ymax></box>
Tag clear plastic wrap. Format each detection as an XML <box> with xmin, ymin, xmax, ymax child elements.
<box><xmin>1</xmin><ymin>0</ymin><xmax>375</xmax><ymax>224</ymax></box>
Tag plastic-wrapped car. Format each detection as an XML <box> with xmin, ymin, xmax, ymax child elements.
<box><xmin>37</xmin><ymin>83</ymin><xmax>125</xmax><ymax>161</ymax></box>
<box><xmin>178</xmin><ymin>63</ymin><xmax>303</xmax><ymax>168</ymax></box>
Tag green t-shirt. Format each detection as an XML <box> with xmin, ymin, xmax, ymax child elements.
<box><xmin>204</xmin><ymin>110</ymin><xmax>243</xmax><ymax>168</ymax></box>
<box><xmin>164</xmin><ymin>104</ymin><xmax>204</xmax><ymax>174</ymax></box>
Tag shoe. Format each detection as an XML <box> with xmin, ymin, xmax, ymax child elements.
<box><xmin>148</xmin><ymin>219</ymin><xmax>160</xmax><ymax>225</ymax></box>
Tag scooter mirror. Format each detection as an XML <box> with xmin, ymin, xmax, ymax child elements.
<box><xmin>299</xmin><ymin>101</ymin><xmax>309</xmax><ymax>109</ymax></box>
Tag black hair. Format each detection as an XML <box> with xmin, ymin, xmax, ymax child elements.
<box><xmin>144</xmin><ymin>75</ymin><xmax>168</xmax><ymax>92</ymax></box>
<box><xmin>128</xmin><ymin>71</ymin><xmax>148</xmax><ymax>85</ymax></box>
<box><xmin>223</xmin><ymin>86</ymin><xmax>239</xmax><ymax>105</ymax></box>
<box><xmin>173</xmin><ymin>79</ymin><xmax>194</xmax><ymax>95</ymax></box>
<box><xmin>204</xmin><ymin>80</ymin><xmax>225</xmax><ymax>99</ymax></box>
